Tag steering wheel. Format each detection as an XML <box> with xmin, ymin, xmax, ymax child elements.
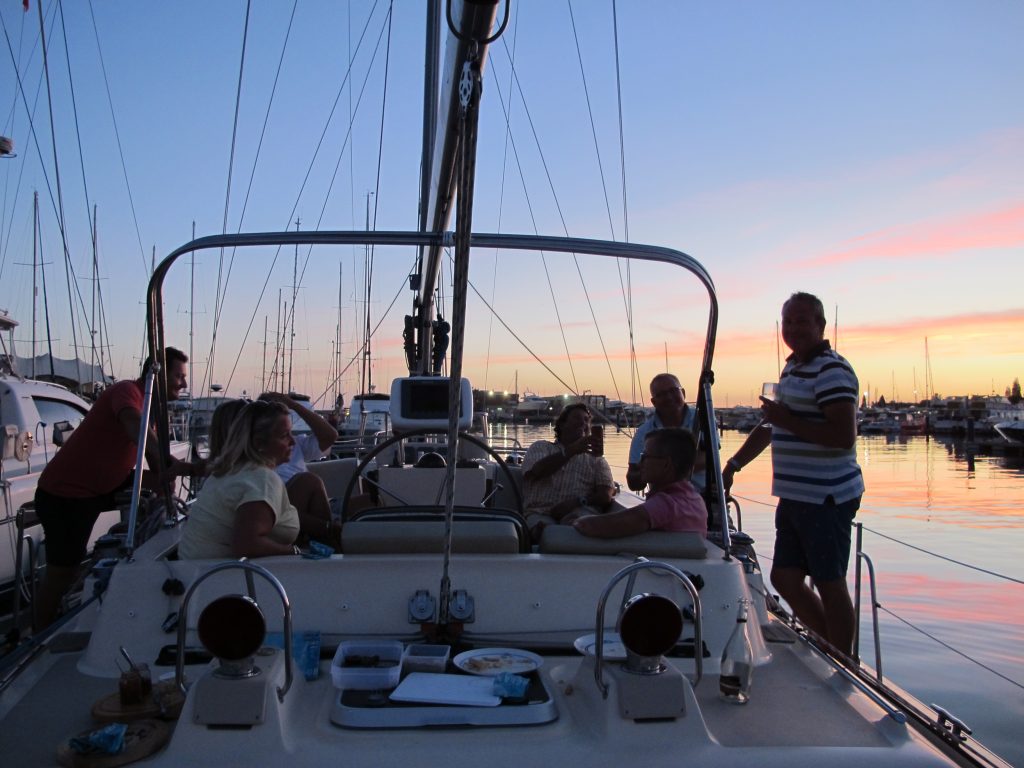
<box><xmin>339</xmin><ymin>427</ymin><xmax>525</xmax><ymax>521</ymax></box>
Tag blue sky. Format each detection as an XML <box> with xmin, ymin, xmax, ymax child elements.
<box><xmin>1</xmin><ymin>0</ymin><xmax>1021</xmax><ymax>407</ymax></box>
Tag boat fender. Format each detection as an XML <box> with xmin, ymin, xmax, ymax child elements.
<box><xmin>13</xmin><ymin>429</ymin><xmax>32</xmax><ymax>462</ymax></box>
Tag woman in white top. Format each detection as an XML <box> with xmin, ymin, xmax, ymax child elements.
<box><xmin>179</xmin><ymin>400</ymin><xmax>301</xmax><ymax>559</ymax></box>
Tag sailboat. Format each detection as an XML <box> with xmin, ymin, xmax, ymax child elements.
<box><xmin>0</xmin><ymin>311</ymin><xmax>95</xmax><ymax>607</ymax></box>
<box><xmin>0</xmin><ymin>4</ymin><xmax>1011</xmax><ymax>768</ymax></box>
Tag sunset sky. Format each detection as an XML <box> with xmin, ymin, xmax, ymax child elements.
<box><xmin>1</xmin><ymin>1</ymin><xmax>1021</xmax><ymax>407</ymax></box>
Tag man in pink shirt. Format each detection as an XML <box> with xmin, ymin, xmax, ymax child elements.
<box><xmin>573</xmin><ymin>428</ymin><xmax>706</xmax><ymax>539</ymax></box>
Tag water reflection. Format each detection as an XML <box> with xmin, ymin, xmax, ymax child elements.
<box><xmin>497</xmin><ymin>424</ymin><xmax>1024</xmax><ymax>765</ymax></box>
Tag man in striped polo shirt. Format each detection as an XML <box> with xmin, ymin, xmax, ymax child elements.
<box><xmin>723</xmin><ymin>292</ymin><xmax>863</xmax><ymax>655</ymax></box>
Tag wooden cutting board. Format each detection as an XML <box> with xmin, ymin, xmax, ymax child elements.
<box><xmin>91</xmin><ymin>681</ymin><xmax>184</xmax><ymax>722</ymax></box>
<box><xmin>56</xmin><ymin>719</ymin><xmax>174</xmax><ymax>768</ymax></box>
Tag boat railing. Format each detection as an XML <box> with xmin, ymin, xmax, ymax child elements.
<box><xmin>729</xmin><ymin>488</ymin><xmax>1022</xmax><ymax>757</ymax></box>
<box><xmin>853</xmin><ymin>527</ymin><xmax>884</xmax><ymax>682</ymax></box>
<box><xmin>175</xmin><ymin>559</ymin><xmax>293</xmax><ymax>702</ymax></box>
<box><xmin>592</xmin><ymin>559</ymin><xmax>704</xmax><ymax>697</ymax></box>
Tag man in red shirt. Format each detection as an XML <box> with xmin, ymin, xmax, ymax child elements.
<box><xmin>34</xmin><ymin>347</ymin><xmax>189</xmax><ymax>628</ymax></box>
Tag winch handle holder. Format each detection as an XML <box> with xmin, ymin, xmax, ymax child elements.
<box><xmin>175</xmin><ymin>560</ymin><xmax>293</xmax><ymax>702</ymax></box>
<box><xmin>592</xmin><ymin>560</ymin><xmax>703</xmax><ymax>698</ymax></box>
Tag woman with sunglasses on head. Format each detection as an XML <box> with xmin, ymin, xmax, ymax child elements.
<box><xmin>179</xmin><ymin>399</ymin><xmax>301</xmax><ymax>559</ymax></box>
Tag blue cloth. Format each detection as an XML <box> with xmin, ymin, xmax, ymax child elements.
<box><xmin>492</xmin><ymin>672</ymin><xmax>529</xmax><ymax>698</ymax></box>
<box><xmin>265</xmin><ymin>630</ymin><xmax>322</xmax><ymax>681</ymax></box>
<box><xmin>69</xmin><ymin>722</ymin><xmax>127</xmax><ymax>755</ymax></box>
<box><xmin>301</xmin><ymin>540</ymin><xmax>334</xmax><ymax>559</ymax></box>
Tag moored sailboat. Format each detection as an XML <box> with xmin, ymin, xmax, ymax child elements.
<box><xmin>0</xmin><ymin>4</ymin><xmax>1013</xmax><ymax>768</ymax></box>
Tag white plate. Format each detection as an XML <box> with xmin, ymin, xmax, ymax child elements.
<box><xmin>573</xmin><ymin>632</ymin><xmax>627</xmax><ymax>660</ymax></box>
<box><xmin>452</xmin><ymin>648</ymin><xmax>542</xmax><ymax>676</ymax></box>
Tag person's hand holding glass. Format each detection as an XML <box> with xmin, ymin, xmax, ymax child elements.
<box><xmin>759</xmin><ymin>381</ymin><xmax>787</xmax><ymax>428</ymax></box>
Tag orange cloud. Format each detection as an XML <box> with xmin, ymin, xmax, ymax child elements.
<box><xmin>797</xmin><ymin>203</ymin><xmax>1024</xmax><ymax>267</ymax></box>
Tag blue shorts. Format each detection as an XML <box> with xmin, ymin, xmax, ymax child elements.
<box><xmin>773</xmin><ymin>496</ymin><xmax>860</xmax><ymax>583</ymax></box>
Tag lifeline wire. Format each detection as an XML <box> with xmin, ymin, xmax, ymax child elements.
<box><xmin>218</xmin><ymin>3</ymin><xmax>387</xmax><ymax>396</ymax></box>
<box><xmin>877</xmin><ymin>605</ymin><xmax>1023</xmax><ymax>691</ymax></box>
<box><xmin>863</xmin><ymin>525</ymin><xmax>1023</xmax><ymax>585</ymax></box>
<box><xmin>731</xmin><ymin>493</ymin><xmax>1023</xmax><ymax>586</ymax></box>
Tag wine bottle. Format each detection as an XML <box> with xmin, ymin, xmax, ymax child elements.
<box><xmin>719</xmin><ymin>599</ymin><xmax>753</xmax><ymax>704</ymax></box>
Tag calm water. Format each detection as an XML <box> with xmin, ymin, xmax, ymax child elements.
<box><xmin>490</xmin><ymin>423</ymin><xmax>1024</xmax><ymax>765</ymax></box>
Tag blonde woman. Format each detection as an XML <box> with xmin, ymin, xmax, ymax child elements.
<box><xmin>179</xmin><ymin>400</ymin><xmax>300</xmax><ymax>559</ymax></box>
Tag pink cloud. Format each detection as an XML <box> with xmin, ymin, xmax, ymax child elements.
<box><xmin>797</xmin><ymin>203</ymin><xmax>1024</xmax><ymax>267</ymax></box>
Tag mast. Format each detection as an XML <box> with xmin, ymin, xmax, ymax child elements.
<box><xmin>90</xmin><ymin>205</ymin><xmax>98</xmax><ymax>382</ymax></box>
<box><xmin>281</xmin><ymin>300</ymin><xmax>289</xmax><ymax>393</ymax></box>
<box><xmin>262</xmin><ymin>315</ymin><xmax>268</xmax><ymax>393</ymax></box>
<box><xmin>274</xmin><ymin>289</ymin><xmax>283</xmax><ymax>391</ymax></box>
<box><xmin>335</xmin><ymin>260</ymin><xmax>343</xmax><ymax>405</ymax></box>
<box><xmin>925</xmin><ymin>337</ymin><xmax>933</xmax><ymax>401</ymax></box>
<box><xmin>31</xmin><ymin>191</ymin><xmax>38</xmax><ymax>378</ymax></box>
<box><xmin>361</xmin><ymin>193</ymin><xmax>373</xmax><ymax>397</ymax></box>
<box><xmin>37</xmin><ymin>0</ymin><xmax>81</xmax><ymax>389</ymax></box>
<box><xmin>410</xmin><ymin>0</ymin><xmax>501</xmax><ymax>376</ymax></box>
<box><xmin>38</xmin><ymin>194</ymin><xmax>56</xmax><ymax>381</ymax></box>
<box><xmin>190</xmin><ymin>221</ymin><xmax>196</xmax><ymax>399</ymax></box>
<box><xmin>289</xmin><ymin>217</ymin><xmax>300</xmax><ymax>394</ymax></box>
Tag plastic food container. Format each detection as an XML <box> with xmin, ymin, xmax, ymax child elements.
<box><xmin>331</xmin><ymin>641</ymin><xmax>403</xmax><ymax>690</ymax></box>
<box><xmin>402</xmin><ymin>644</ymin><xmax>451</xmax><ymax>674</ymax></box>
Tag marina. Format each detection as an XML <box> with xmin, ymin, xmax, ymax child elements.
<box><xmin>496</xmin><ymin>424</ymin><xmax>1024</xmax><ymax>766</ymax></box>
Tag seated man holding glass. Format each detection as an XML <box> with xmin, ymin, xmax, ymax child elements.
<box><xmin>521</xmin><ymin>402</ymin><xmax>614</xmax><ymax>541</ymax></box>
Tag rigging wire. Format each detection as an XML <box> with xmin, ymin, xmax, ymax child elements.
<box><xmin>85</xmin><ymin>0</ymin><xmax>149</xmax><ymax>281</ymax></box>
<box><xmin>482</xmin><ymin>3</ymin><xmax>519</xmax><ymax>392</ymax></box>
<box><xmin>0</xmin><ymin>5</ymin><xmax>43</xmax><ymax>283</ymax></box>
<box><xmin>219</xmin><ymin>3</ymin><xmax>388</xmax><ymax>396</ymax></box>
<box><xmin>260</xmin><ymin>3</ymin><xmax>393</xmax><ymax>392</ymax></box>
<box><xmin>204</xmin><ymin>0</ymin><xmax>298</xmax><ymax>391</ymax></box>
<box><xmin>567</xmin><ymin>0</ymin><xmax>617</xmax><ymax>241</ymax></box>
<box><xmin>488</xmin><ymin>53</ymin><xmax>578</xmax><ymax>395</ymax></box>
<box><xmin>877</xmin><ymin>605</ymin><xmax>1023</xmax><ymax>691</ymax></box>
<box><xmin>568</xmin><ymin>0</ymin><xmax>643</xmax><ymax>412</ymax></box>
<box><xmin>364</xmin><ymin>0</ymin><xmax>394</xmax><ymax>396</ymax></box>
<box><xmin>206</xmin><ymin>0</ymin><xmax>252</xmax><ymax>397</ymax></box>
<box><xmin>57</xmin><ymin>0</ymin><xmax>109</xmax><ymax>377</ymax></box>
<box><xmin>491</xmin><ymin>51</ymin><xmax>630</xmax><ymax>405</ymax></box>
<box><xmin>611</xmin><ymin>0</ymin><xmax>642</xmax><ymax>408</ymax></box>
<box><xmin>314</xmin><ymin>262</ymin><xmax>414</xmax><ymax>408</ymax></box>
<box><xmin>57</xmin><ymin>0</ymin><xmax>95</xmax><ymax>254</ymax></box>
<box><xmin>36</xmin><ymin>0</ymin><xmax>82</xmax><ymax>387</ymax></box>
<box><xmin>446</xmin><ymin>249</ymin><xmax>578</xmax><ymax>395</ymax></box>
<box><xmin>0</xmin><ymin>7</ymin><xmax>28</xmax><ymax>276</ymax></box>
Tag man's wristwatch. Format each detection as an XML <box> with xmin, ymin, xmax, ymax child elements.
<box><xmin>725</xmin><ymin>458</ymin><xmax>742</xmax><ymax>473</ymax></box>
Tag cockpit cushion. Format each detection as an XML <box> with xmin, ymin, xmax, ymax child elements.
<box><xmin>538</xmin><ymin>526</ymin><xmax>707</xmax><ymax>559</ymax></box>
<box><xmin>341</xmin><ymin>519</ymin><xmax>520</xmax><ymax>554</ymax></box>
